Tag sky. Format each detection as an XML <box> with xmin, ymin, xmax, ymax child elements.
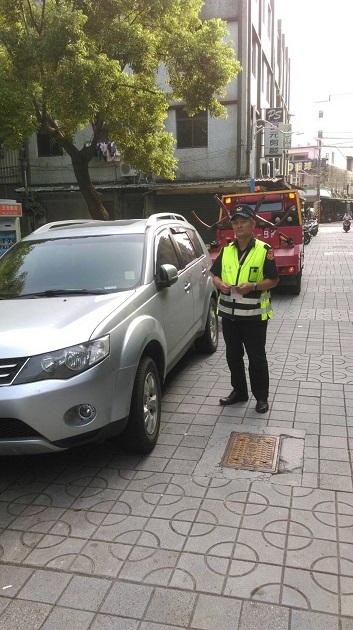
<box><xmin>276</xmin><ymin>0</ymin><xmax>353</xmax><ymax>158</ymax></box>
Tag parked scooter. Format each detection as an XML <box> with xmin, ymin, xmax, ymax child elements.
<box><xmin>343</xmin><ymin>217</ymin><xmax>351</xmax><ymax>232</ymax></box>
<box><xmin>309</xmin><ymin>217</ymin><xmax>319</xmax><ymax>236</ymax></box>
<box><xmin>302</xmin><ymin>208</ymin><xmax>318</xmax><ymax>240</ymax></box>
<box><xmin>303</xmin><ymin>219</ymin><xmax>312</xmax><ymax>245</ymax></box>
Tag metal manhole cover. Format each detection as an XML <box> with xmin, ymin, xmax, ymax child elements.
<box><xmin>222</xmin><ymin>433</ymin><xmax>280</xmax><ymax>472</ymax></box>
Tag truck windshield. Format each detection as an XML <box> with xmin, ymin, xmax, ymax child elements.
<box><xmin>240</xmin><ymin>201</ymin><xmax>283</xmax><ymax>214</ymax></box>
<box><xmin>225</xmin><ymin>192</ymin><xmax>301</xmax><ymax>225</ymax></box>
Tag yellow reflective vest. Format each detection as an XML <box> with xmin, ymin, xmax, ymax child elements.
<box><xmin>218</xmin><ymin>240</ymin><xmax>273</xmax><ymax>320</ymax></box>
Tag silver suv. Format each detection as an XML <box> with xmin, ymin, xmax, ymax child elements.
<box><xmin>0</xmin><ymin>213</ymin><xmax>218</xmax><ymax>455</ymax></box>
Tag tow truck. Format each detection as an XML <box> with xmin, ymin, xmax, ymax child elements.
<box><xmin>193</xmin><ymin>188</ymin><xmax>304</xmax><ymax>295</ymax></box>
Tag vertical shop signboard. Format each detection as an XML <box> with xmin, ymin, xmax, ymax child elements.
<box><xmin>264</xmin><ymin>108</ymin><xmax>284</xmax><ymax>158</ymax></box>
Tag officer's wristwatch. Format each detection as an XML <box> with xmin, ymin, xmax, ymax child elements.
<box><xmin>253</xmin><ymin>282</ymin><xmax>257</xmax><ymax>291</ymax></box>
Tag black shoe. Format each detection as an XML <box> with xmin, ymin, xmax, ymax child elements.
<box><xmin>256</xmin><ymin>399</ymin><xmax>269</xmax><ymax>413</ymax></box>
<box><xmin>219</xmin><ymin>390</ymin><xmax>248</xmax><ymax>406</ymax></box>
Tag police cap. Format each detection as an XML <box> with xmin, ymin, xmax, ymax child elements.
<box><xmin>230</xmin><ymin>204</ymin><xmax>255</xmax><ymax>220</ymax></box>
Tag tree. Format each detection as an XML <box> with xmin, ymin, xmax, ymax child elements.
<box><xmin>20</xmin><ymin>187</ymin><xmax>46</xmax><ymax>232</ymax></box>
<box><xmin>0</xmin><ymin>0</ymin><xmax>241</xmax><ymax>220</ymax></box>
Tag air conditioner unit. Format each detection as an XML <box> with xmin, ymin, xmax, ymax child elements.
<box><xmin>120</xmin><ymin>162</ymin><xmax>138</xmax><ymax>177</ymax></box>
<box><xmin>259</xmin><ymin>159</ymin><xmax>270</xmax><ymax>177</ymax></box>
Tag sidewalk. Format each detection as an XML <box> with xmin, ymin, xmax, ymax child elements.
<box><xmin>1</xmin><ymin>223</ymin><xmax>353</xmax><ymax>629</ymax></box>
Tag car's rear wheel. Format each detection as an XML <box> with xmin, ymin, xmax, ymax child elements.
<box><xmin>123</xmin><ymin>357</ymin><xmax>161</xmax><ymax>454</ymax></box>
<box><xmin>194</xmin><ymin>297</ymin><xmax>219</xmax><ymax>353</ymax></box>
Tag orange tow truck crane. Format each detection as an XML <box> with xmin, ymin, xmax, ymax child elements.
<box><xmin>193</xmin><ymin>188</ymin><xmax>304</xmax><ymax>295</ymax></box>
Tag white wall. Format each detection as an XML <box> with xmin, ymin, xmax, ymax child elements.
<box><xmin>200</xmin><ymin>0</ymin><xmax>240</xmax><ymax>20</ymax></box>
<box><xmin>28</xmin><ymin>129</ymin><xmax>119</xmax><ymax>186</ymax></box>
<box><xmin>165</xmin><ymin>105</ymin><xmax>238</xmax><ymax>180</ymax></box>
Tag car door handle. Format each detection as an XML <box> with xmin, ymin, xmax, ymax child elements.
<box><xmin>184</xmin><ymin>282</ymin><xmax>191</xmax><ymax>292</ymax></box>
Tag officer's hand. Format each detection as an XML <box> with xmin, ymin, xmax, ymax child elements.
<box><xmin>218</xmin><ymin>281</ymin><xmax>232</xmax><ymax>295</ymax></box>
<box><xmin>236</xmin><ymin>283</ymin><xmax>253</xmax><ymax>295</ymax></box>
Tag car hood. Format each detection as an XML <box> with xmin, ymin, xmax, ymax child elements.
<box><xmin>0</xmin><ymin>292</ymin><xmax>134</xmax><ymax>356</ymax></box>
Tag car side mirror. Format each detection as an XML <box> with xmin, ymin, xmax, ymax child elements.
<box><xmin>157</xmin><ymin>264</ymin><xmax>178</xmax><ymax>288</ymax></box>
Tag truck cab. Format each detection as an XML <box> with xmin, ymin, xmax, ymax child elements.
<box><xmin>207</xmin><ymin>189</ymin><xmax>304</xmax><ymax>295</ymax></box>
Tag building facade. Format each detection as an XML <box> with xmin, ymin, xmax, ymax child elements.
<box><xmin>0</xmin><ymin>0</ymin><xmax>291</xmax><ymax>239</ymax></box>
<box><xmin>288</xmin><ymin>145</ymin><xmax>353</xmax><ymax>221</ymax></box>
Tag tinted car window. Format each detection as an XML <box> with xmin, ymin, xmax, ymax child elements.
<box><xmin>186</xmin><ymin>228</ymin><xmax>204</xmax><ymax>258</ymax></box>
<box><xmin>172</xmin><ymin>231</ymin><xmax>197</xmax><ymax>268</ymax></box>
<box><xmin>155</xmin><ymin>229</ymin><xmax>181</xmax><ymax>270</ymax></box>
<box><xmin>0</xmin><ymin>234</ymin><xmax>144</xmax><ymax>297</ymax></box>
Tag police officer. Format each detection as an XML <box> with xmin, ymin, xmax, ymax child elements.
<box><xmin>210</xmin><ymin>204</ymin><xmax>279</xmax><ymax>413</ymax></box>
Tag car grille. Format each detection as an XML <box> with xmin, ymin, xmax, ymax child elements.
<box><xmin>0</xmin><ymin>357</ymin><xmax>28</xmax><ymax>385</ymax></box>
<box><xmin>0</xmin><ymin>418</ymin><xmax>42</xmax><ymax>439</ymax></box>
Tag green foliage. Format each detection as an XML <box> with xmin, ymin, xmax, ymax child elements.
<box><xmin>0</xmin><ymin>0</ymin><xmax>241</xmax><ymax>179</ymax></box>
<box><xmin>0</xmin><ymin>51</ymin><xmax>37</xmax><ymax>146</ymax></box>
<box><xmin>20</xmin><ymin>188</ymin><xmax>46</xmax><ymax>218</ymax></box>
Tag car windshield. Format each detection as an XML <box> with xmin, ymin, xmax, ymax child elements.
<box><xmin>0</xmin><ymin>234</ymin><xmax>145</xmax><ymax>298</ymax></box>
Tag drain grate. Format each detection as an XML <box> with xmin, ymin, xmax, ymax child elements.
<box><xmin>222</xmin><ymin>432</ymin><xmax>280</xmax><ymax>472</ymax></box>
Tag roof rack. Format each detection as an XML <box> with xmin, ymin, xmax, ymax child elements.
<box><xmin>33</xmin><ymin>220</ymin><xmax>95</xmax><ymax>233</ymax></box>
<box><xmin>146</xmin><ymin>212</ymin><xmax>187</xmax><ymax>225</ymax></box>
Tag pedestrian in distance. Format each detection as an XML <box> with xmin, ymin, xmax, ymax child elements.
<box><xmin>210</xmin><ymin>204</ymin><xmax>279</xmax><ymax>413</ymax></box>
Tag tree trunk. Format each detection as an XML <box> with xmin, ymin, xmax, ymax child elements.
<box><xmin>68</xmin><ymin>147</ymin><xmax>109</xmax><ymax>221</ymax></box>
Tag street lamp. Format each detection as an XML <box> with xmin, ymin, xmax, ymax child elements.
<box><xmin>315</xmin><ymin>93</ymin><xmax>353</xmax><ymax>104</ymax></box>
<box><xmin>316</xmin><ymin>129</ymin><xmax>323</xmax><ymax>222</ymax></box>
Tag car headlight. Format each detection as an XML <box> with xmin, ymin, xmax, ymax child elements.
<box><xmin>14</xmin><ymin>336</ymin><xmax>110</xmax><ymax>384</ymax></box>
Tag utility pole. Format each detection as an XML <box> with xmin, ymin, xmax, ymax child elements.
<box><xmin>316</xmin><ymin>110</ymin><xmax>323</xmax><ymax>223</ymax></box>
<box><xmin>250</xmin><ymin>106</ymin><xmax>257</xmax><ymax>193</ymax></box>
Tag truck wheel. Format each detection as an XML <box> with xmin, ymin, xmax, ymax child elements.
<box><xmin>291</xmin><ymin>274</ymin><xmax>302</xmax><ymax>295</ymax></box>
<box><xmin>123</xmin><ymin>357</ymin><xmax>161</xmax><ymax>454</ymax></box>
<box><xmin>194</xmin><ymin>297</ymin><xmax>219</xmax><ymax>354</ymax></box>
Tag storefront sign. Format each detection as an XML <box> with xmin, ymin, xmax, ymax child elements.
<box><xmin>288</xmin><ymin>161</ymin><xmax>314</xmax><ymax>174</ymax></box>
<box><xmin>264</xmin><ymin>108</ymin><xmax>284</xmax><ymax>157</ymax></box>
<box><xmin>0</xmin><ymin>203</ymin><xmax>22</xmax><ymax>216</ymax></box>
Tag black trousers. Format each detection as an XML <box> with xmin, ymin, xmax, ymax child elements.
<box><xmin>221</xmin><ymin>317</ymin><xmax>269</xmax><ymax>401</ymax></box>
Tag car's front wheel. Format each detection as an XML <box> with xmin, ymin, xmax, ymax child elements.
<box><xmin>194</xmin><ymin>297</ymin><xmax>219</xmax><ymax>353</ymax></box>
<box><xmin>123</xmin><ymin>357</ymin><xmax>161</xmax><ymax>454</ymax></box>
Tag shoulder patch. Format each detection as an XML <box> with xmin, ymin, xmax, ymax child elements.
<box><xmin>266</xmin><ymin>249</ymin><xmax>275</xmax><ymax>260</ymax></box>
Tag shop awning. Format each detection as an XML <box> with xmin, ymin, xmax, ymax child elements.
<box><xmin>302</xmin><ymin>187</ymin><xmax>332</xmax><ymax>200</ymax></box>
